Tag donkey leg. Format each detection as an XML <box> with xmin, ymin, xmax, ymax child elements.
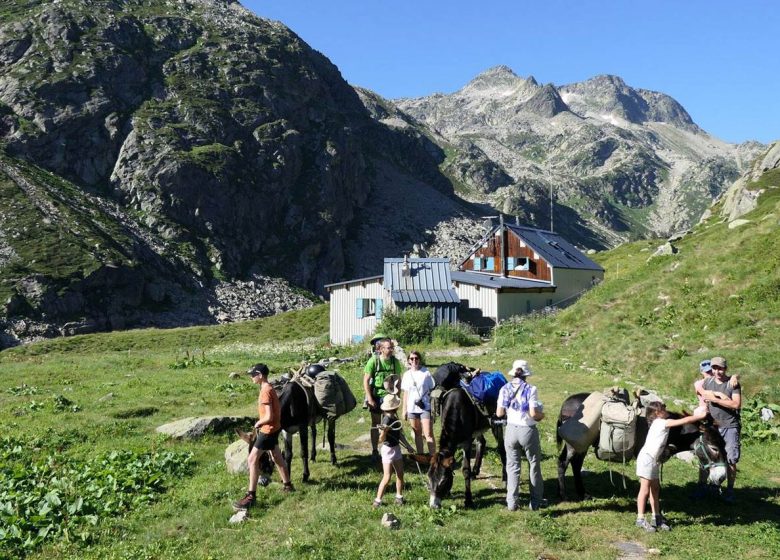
<box><xmin>493</xmin><ymin>424</ymin><xmax>507</xmax><ymax>483</ymax></box>
<box><xmin>310</xmin><ymin>422</ymin><xmax>318</xmax><ymax>462</ymax></box>
<box><xmin>299</xmin><ymin>424</ymin><xmax>310</xmax><ymax>482</ymax></box>
<box><xmin>328</xmin><ymin>418</ymin><xmax>337</xmax><ymax>465</ymax></box>
<box><xmin>472</xmin><ymin>435</ymin><xmax>486</xmax><ymax>478</ymax></box>
<box><xmin>571</xmin><ymin>451</ymin><xmax>587</xmax><ymax>500</ymax></box>
<box><xmin>283</xmin><ymin>431</ymin><xmax>294</xmax><ymax>481</ymax></box>
<box><xmin>463</xmin><ymin>444</ymin><xmax>475</xmax><ymax>508</ymax></box>
<box><xmin>557</xmin><ymin>443</ymin><xmax>570</xmax><ymax>500</ymax></box>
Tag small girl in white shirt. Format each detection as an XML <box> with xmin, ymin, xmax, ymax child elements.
<box><xmin>635</xmin><ymin>401</ymin><xmax>699</xmax><ymax>531</ymax></box>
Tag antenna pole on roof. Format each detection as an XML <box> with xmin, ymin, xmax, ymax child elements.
<box><xmin>550</xmin><ymin>180</ymin><xmax>554</xmax><ymax>232</ymax></box>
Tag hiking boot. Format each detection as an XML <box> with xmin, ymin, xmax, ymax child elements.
<box><xmin>372</xmin><ymin>498</ymin><xmax>382</xmax><ymax>509</ymax></box>
<box><xmin>394</xmin><ymin>496</ymin><xmax>406</xmax><ymax>506</ymax></box>
<box><xmin>529</xmin><ymin>499</ymin><xmax>548</xmax><ymax>511</ymax></box>
<box><xmin>635</xmin><ymin>518</ymin><xmax>656</xmax><ymax>532</ymax></box>
<box><xmin>232</xmin><ymin>492</ymin><xmax>256</xmax><ymax>511</ymax></box>
<box><xmin>282</xmin><ymin>482</ymin><xmax>295</xmax><ymax>493</ymax></box>
<box><xmin>653</xmin><ymin>516</ymin><xmax>671</xmax><ymax>531</ymax></box>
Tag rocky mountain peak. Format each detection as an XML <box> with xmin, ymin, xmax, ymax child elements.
<box><xmin>459</xmin><ymin>65</ymin><xmax>538</xmax><ymax>99</ymax></box>
<box><xmin>560</xmin><ymin>74</ymin><xmax>697</xmax><ymax>130</ymax></box>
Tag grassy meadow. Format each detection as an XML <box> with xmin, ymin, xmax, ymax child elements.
<box><xmin>2</xmin><ymin>190</ymin><xmax>780</xmax><ymax>559</ymax></box>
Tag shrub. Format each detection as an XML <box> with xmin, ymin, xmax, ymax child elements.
<box><xmin>377</xmin><ymin>307</ymin><xmax>434</xmax><ymax>344</ymax></box>
<box><xmin>432</xmin><ymin>322</ymin><xmax>480</xmax><ymax>346</ymax></box>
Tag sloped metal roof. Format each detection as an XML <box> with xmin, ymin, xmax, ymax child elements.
<box><xmin>506</xmin><ymin>225</ymin><xmax>604</xmax><ymax>271</ymax></box>
<box><xmin>451</xmin><ymin>271</ymin><xmax>556</xmax><ymax>290</ymax></box>
<box><xmin>324</xmin><ymin>275</ymin><xmax>383</xmax><ymax>290</ymax></box>
<box><xmin>384</xmin><ymin>258</ymin><xmax>460</xmax><ymax>304</ymax></box>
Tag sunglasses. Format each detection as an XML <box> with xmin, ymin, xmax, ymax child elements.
<box><xmin>409</xmin><ymin>356</ymin><xmax>420</xmax><ymax>362</ymax></box>
<box><xmin>711</xmin><ymin>365</ymin><xmax>726</xmax><ymax>370</ymax></box>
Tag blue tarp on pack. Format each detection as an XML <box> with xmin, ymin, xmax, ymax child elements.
<box><xmin>462</xmin><ymin>371</ymin><xmax>507</xmax><ymax>405</ymax></box>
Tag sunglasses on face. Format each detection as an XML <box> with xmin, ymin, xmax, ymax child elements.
<box><xmin>409</xmin><ymin>357</ymin><xmax>420</xmax><ymax>362</ymax></box>
<box><xmin>712</xmin><ymin>365</ymin><xmax>726</xmax><ymax>370</ymax></box>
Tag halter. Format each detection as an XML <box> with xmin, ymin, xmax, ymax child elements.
<box><xmin>693</xmin><ymin>435</ymin><xmax>727</xmax><ymax>470</ymax></box>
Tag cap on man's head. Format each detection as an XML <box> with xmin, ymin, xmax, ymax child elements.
<box><xmin>508</xmin><ymin>359</ymin><xmax>533</xmax><ymax>377</ymax></box>
<box><xmin>699</xmin><ymin>359</ymin><xmax>712</xmax><ymax>374</ymax></box>
<box><xmin>247</xmin><ymin>363</ymin><xmax>269</xmax><ymax>377</ymax></box>
<box><xmin>710</xmin><ymin>356</ymin><xmax>727</xmax><ymax>369</ymax></box>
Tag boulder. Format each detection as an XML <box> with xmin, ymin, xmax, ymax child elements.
<box><xmin>225</xmin><ymin>438</ymin><xmax>250</xmax><ymax>474</ymax></box>
<box><xmin>381</xmin><ymin>512</ymin><xmax>400</xmax><ymax>529</ymax></box>
<box><xmin>156</xmin><ymin>416</ymin><xmax>254</xmax><ymax>439</ymax></box>
<box><xmin>728</xmin><ymin>219</ymin><xmax>751</xmax><ymax>229</ymax></box>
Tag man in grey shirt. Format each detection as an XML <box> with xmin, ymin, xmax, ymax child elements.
<box><xmin>700</xmin><ymin>356</ymin><xmax>741</xmax><ymax>502</ymax></box>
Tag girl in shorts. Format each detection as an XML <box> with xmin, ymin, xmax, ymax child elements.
<box><xmin>635</xmin><ymin>401</ymin><xmax>699</xmax><ymax>531</ymax></box>
<box><xmin>401</xmin><ymin>351</ymin><xmax>436</xmax><ymax>455</ymax></box>
<box><xmin>373</xmin><ymin>394</ymin><xmax>410</xmax><ymax>508</ymax></box>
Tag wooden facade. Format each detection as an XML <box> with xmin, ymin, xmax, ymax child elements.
<box><xmin>460</xmin><ymin>229</ymin><xmax>553</xmax><ymax>282</ymax></box>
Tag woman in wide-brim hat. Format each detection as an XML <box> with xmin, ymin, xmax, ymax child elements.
<box><xmin>373</xmin><ymin>393</ymin><xmax>408</xmax><ymax>508</ymax></box>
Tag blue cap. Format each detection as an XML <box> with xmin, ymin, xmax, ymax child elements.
<box><xmin>699</xmin><ymin>359</ymin><xmax>712</xmax><ymax>374</ymax></box>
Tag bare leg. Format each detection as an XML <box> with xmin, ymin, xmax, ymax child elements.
<box><xmin>422</xmin><ymin>417</ymin><xmax>436</xmax><ymax>455</ymax></box>
<box><xmin>247</xmin><ymin>447</ymin><xmax>262</xmax><ymax>492</ymax></box>
<box><xmin>637</xmin><ymin>477</ymin><xmax>651</xmax><ymax>517</ymax></box>
<box><xmin>393</xmin><ymin>459</ymin><xmax>405</xmax><ymax>497</ymax></box>
<box><xmin>370</xmin><ymin>411</ymin><xmax>381</xmax><ymax>454</ymax></box>
<box><xmin>269</xmin><ymin>446</ymin><xmax>290</xmax><ymax>485</ymax></box>
<box><xmin>409</xmin><ymin>417</ymin><xmax>424</xmax><ymax>454</ymax></box>
<box><xmin>648</xmin><ymin>479</ymin><xmax>661</xmax><ymax>517</ymax></box>
<box><xmin>375</xmin><ymin>460</ymin><xmax>393</xmax><ymax>502</ymax></box>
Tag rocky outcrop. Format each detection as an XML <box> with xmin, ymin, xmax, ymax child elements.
<box><xmin>393</xmin><ymin>66</ymin><xmax>764</xmax><ymax>245</ymax></box>
<box><xmin>719</xmin><ymin>141</ymin><xmax>780</xmax><ymax>221</ymax></box>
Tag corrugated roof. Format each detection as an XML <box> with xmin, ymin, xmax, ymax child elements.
<box><xmin>384</xmin><ymin>258</ymin><xmax>460</xmax><ymax>304</ymax></box>
<box><xmin>324</xmin><ymin>275</ymin><xmax>383</xmax><ymax>290</ymax></box>
<box><xmin>506</xmin><ymin>225</ymin><xmax>604</xmax><ymax>271</ymax></box>
<box><xmin>451</xmin><ymin>271</ymin><xmax>556</xmax><ymax>290</ymax></box>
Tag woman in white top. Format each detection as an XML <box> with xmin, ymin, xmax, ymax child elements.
<box><xmin>400</xmin><ymin>351</ymin><xmax>436</xmax><ymax>455</ymax></box>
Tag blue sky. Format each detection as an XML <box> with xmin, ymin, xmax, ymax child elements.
<box><xmin>244</xmin><ymin>1</ymin><xmax>778</xmax><ymax>145</ymax></box>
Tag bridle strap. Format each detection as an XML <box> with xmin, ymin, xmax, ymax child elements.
<box><xmin>694</xmin><ymin>436</ymin><xmax>727</xmax><ymax>470</ymax></box>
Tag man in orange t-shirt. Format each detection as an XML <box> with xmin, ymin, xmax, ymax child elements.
<box><xmin>233</xmin><ymin>363</ymin><xmax>293</xmax><ymax>510</ymax></box>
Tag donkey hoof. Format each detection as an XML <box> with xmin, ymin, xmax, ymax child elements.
<box><xmin>330</xmin><ymin>457</ymin><xmax>338</xmax><ymax>466</ymax></box>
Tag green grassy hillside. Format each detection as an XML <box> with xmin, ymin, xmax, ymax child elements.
<box><xmin>1</xmin><ymin>187</ymin><xmax>779</xmax><ymax>559</ymax></box>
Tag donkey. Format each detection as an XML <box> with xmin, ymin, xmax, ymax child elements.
<box><xmin>556</xmin><ymin>392</ymin><xmax>727</xmax><ymax>500</ymax></box>
<box><xmin>237</xmin><ymin>378</ymin><xmax>337</xmax><ymax>483</ymax></box>
<box><xmin>417</xmin><ymin>387</ymin><xmax>506</xmax><ymax>509</ymax></box>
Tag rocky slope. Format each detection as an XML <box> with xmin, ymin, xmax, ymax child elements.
<box><xmin>394</xmin><ymin>66</ymin><xmax>764</xmax><ymax>245</ymax></box>
<box><xmin>0</xmin><ymin>0</ymin><xmax>477</xmax><ymax>346</ymax></box>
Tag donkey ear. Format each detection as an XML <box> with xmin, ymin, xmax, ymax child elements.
<box><xmin>410</xmin><ymin>454</ymin><xmax>432</xmax><ymax>465</ymax></box>
<box><xmin>235</xmin><ymin>428</ymin><xmax>252</xmax><ymax>443</ymax></box>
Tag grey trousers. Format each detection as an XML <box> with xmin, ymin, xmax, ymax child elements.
<box><xmin>504</xmin><ymin>424</ymin><xmax>543</xmax><ymax>508</ymax></box>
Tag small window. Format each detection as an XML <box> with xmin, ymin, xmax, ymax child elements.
<box><xmin>356</xmin><ymin>298</ymin><xmax>378</xmax><ymax>318</ymax></box>
<box><xmin>485</xmin><ymin>257</ymin><xmax>495</xmax><ymax>271</ymax></box>
<box><xmin>514</xmin><ymin>257</ymin><xmax>530</xmax><ymax>271</ymax></box>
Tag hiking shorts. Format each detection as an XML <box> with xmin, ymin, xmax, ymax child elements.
<box><xmin>719</xmin><ymin>427</ymin><xmax>741</xmax><ymax>464</ymax></box>
<box><xmin>381</xmin><ymin>444</ymin><xmax>402</xmax><ymax>464</ymax></box>
<box><xmin>253</xmin><ymin>431</ymin><xmax>280</xmax><ymax>451</ymax></box>
<box><xmin>406</xmin><ymin>411</ymin><xmax>431</xmax><ymax>420</ymax></box>
<box><xmin>636</xmin><ymin>452</ymin><xmax>660</xmax><ymax>480</ymax></box>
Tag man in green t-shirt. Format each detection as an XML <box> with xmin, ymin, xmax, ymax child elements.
<box><xmin>364</xmin><ymin>338</ymin><xmax>402</xmax><ymax>461</ymax></box>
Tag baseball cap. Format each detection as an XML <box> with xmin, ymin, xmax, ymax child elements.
<box><xmin>247</xmin><ymin>363</ymin><xmax>269</xmax><ymax>377</ymax></box>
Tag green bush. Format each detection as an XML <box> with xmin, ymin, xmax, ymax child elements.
<box><xmin>432</xmin><ymin>322</ymin><xmax>480</xmax><ymax>346</ymax></box>
<box><xmin>377</xmin><ymin>306</ymin><xmax>434</xmax><ymax>344</ymax></box>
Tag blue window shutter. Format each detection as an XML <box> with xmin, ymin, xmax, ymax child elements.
<box><xmin>375</xmin><ymin>298</ymin><xmax>384</xmax><ymax>319</ymax></box>
<box><xmin>486</xmin><ymin>257</ymin><xmax>495</xmax><ymax>270</ymax></box>
<box><xmin>507</xmin><ymin>257</ymin><xmax>515</xmax><ymax>270</ymax></box>
<box><xmin>356</xmin><ymin>298</ymin><xmax>364</xmax><ymax>319</ymax></box>
<box><xmin>474</xmin><ymin>258</ymin><xmax>481</xmax><ymax>271</ymax></box>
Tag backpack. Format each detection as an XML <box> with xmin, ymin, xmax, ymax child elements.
<box><xmin>596</xmin><ymin>390</ymin><xmax>638</xmax><ymax>462</ymax></box>
<box><xmin>433</xmin><ymin>362</ymin><xmax>468</xmax><ymax>389</ymax></box>
<box><xmin>313</xmin><ymin>371</ymin><xmax>357</xmax><ymax>420</ymax></box>
<box><xmin>462</xmin><ymin>371</ymin><xmax>507</xmax><ymax>408</ymax></box>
